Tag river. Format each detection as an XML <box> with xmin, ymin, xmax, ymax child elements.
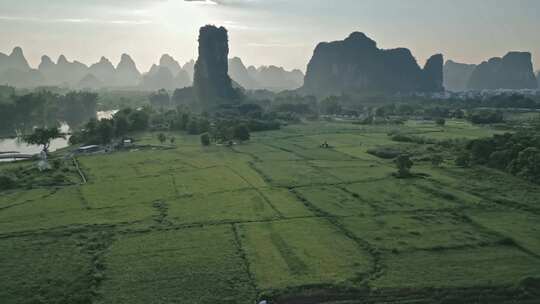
<box><xmin>0</xmin><ymin>110</ymin><xmax>117</xmax><ymax>162</ymax></box>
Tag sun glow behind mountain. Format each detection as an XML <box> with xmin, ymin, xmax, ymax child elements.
<box><xmin>0</xmin><ymin>0</ymin><xmax>539</xmax><ymax>73</ymax></box>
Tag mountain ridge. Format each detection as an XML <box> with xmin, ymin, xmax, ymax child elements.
<box><xmin>301</xmin><ymin>32</ymin><xmax>444</xmax><ymax>97</ymax></box>
<box><xmin>0</xmin><ymin>46</ymin><xmax>304</xmax><ymax>92</ymax></box>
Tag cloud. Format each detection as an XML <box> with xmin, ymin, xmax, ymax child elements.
<box><xmin>184</xmin><ymin>0</ymin><xmax>258</xmax><ymax>7</ymax></box>
<box><xmin>0</xmin><ymin>15</ymin><xmax>152</xmax><ymax>25</ymax></box>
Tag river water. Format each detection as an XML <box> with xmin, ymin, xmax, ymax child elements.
<box><xmin>0</xmin><ymin>110</ymin><xmax>117</xmax><ymax>161</ymax></box>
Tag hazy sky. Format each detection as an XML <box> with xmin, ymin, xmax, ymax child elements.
<box><xmin>1</xmin><ymin>0</ymin><xmax>539</xmax><ymax>72</ymax></box>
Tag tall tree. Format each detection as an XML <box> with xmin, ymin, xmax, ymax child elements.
<box><xmin>21</xmin><ymin>126</ymin><xmax>65</xmax><ymax>154</ymax></box>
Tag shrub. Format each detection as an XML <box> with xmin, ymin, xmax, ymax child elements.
<box><xmin>431</xmin><ymin>154</ymin><xmax>444</xmax><ymax>167</ymax></box>
<box><xmin>200</xmin><ymin>133</ymin><xmax>210</xmax><ymax>146</ymax></box>
<box><xmin>455</xmin><ymin>152</ymin><xmax>471</xmax><ymax>167</ymax></box>
<box><xmin>435</xmin><ymin>118</ymin><xmax>446</xmax><ymax>126</ymax></box>
<box><xmin>157</xmin><ymin>133</ymin><xmax>167</xmax><ymax>145</ymax></box>
<box><xmin>519</xmin><ymin>276</ymin><xmax>540</xmax><ymax>295</ymax></box>
<box><xmin>395</xmin><ymin>154</ymin><xmax>413</xmax><ymax>177</ymax></box>
<box><xmin>233</xmin><ymin>124</ymin><xmax>250</xmax><ymax>141</ymax></box>
<box><xmin>390</xmin><ymin>133</ymin><xmax>436</xmax><ymax>145</ymax></box>
<box><xmin>52</xmin><ymin>159</ymin><xmax>62</xmax><ymax>170</ymax></box>
<box><xmin>367</xmin><ymin>147</ymin><xmax>403</xmax><ymax>159</ymax></box>
<box><xmin>53</xmin><ymin>173</ymin><xmax>66</xmax><ymax>184</ymax></box>
<box><xmin>468</xmin><ymin>111</ymin><xmax>504</xmax><ymax>124</ymax></box>
<box><xmin>0</xmin><ymin>174</ymin><xmax>17</xmax><ymax>190</ymax></box>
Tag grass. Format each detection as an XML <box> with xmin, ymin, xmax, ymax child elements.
<box><xmin>238</xmin><ymin>218</ymin><xmax>373</xmax><ymax>291</ymax></box>
<box><xmin>295</xmin><ymin>186</ymin><xmax>374</xmax><ymax>216</ymax></box>
<box><xmin>167</xmin><ymin>189</ymin><xmax>279</xmax><ymax>224</ymax></box>
<box><xmin>257</xmin><ymin>188</ymin><xmax>313</xmax><ymax>218</ymax></box>
<box><xmin>101</xmin><ymin>226</ymin><xmax>256</xmax><ymax>304</ymax></box>
<box><xmin>344</xmin><ymin>177</ymin><xmax>485</xmax><ymax>212</ymax></box>
<box><xmin>372</xmin><ymin>246</ymin><xmax>540</xmax><ymax>289</ymax></box>
<box><xmin>0</xmin><ymin>186</ymin><xmax>155</xmax><ymax>234</ymax></box>
<box><xmin>0</xmin><ymin>235</ymin><xmax>93</xmax><ymax>304</ymax></box>
<box><xmin>253</xmin><ymin>161</ymin><xmax>340</xmax><ymax>187</ymax></box>
<box><xmin>81</xmin><ymin>174</ymin><xmax>176</xmax><ymax>208</ymax></box>
<box><xmin>340</xmin><ymin>212</ymin><xmax>502</xmax><ymax>252</ymax></box>
<box><xmin>468</xmin><ymin>210</ymin><xmax>540</xmax><ymax>255</ymax></box>
<box><xmin>1</xmin><ymin>119</ymin><xmax>539</xmax><ymax>303</ymax></box>
<box><xmin>0</xmin><ymin>187</ymin><xmax>51</xmax><ymax>209</ymax></box>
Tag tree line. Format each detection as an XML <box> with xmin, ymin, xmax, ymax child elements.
<box><xmin>0</xmin><ymin>86</ymin><xmax>97</xmax><ymax>137</ymax></box>
<box><xmin>459</xmin><ymin>130</ymin><xmax>540</xmax><ymax>184</ymax></box>
<box><xmin>69</xmin><ymin>104</ymin><xmax>280</xmax><ymax>147</ymax></box>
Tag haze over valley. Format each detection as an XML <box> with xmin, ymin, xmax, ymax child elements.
<box><xmin>2</xmin><ymin>2</ymin><xmax>540</xmax><ymax>304</ymax></box>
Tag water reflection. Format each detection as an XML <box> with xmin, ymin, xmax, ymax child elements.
<box><xmin>0</xmin><ymin>110</ymin><xmax>116</xmax><ymax>161</ymax></box>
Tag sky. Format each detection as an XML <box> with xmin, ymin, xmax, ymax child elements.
<box><xmin>0</xmin><ymin>0</ymin><xmax>539</xmax><ymax>73</ymax></box>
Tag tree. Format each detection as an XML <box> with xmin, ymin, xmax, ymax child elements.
<box><xmin>157</xmin><ymin>133</ymin><xmax>167</xmax><ymax>145</ymax></box>
<box><xmin>129</xmin><ymin>110</ymin><xmax>150</xmax><ymax>131</ymax></box>
<box><xmin>96</xmin><ymin>119</ymin><xmax>114</xmax><ymax>145</ymax></box>
<box><xmin>455</xmin><ymin>152</ymin><xmax>471</xmax><ymax>168</ymax></box>
<box><xmin>149</xmin><ymin>89</ymin><xmax>170</xmax><ymax>110</ymax></box>
<box><xmin>22</xmin><ymin>126</ymin><xmax>65</xmax><ymax>154</ymax></box>
<box><xmin>320</xmin><ymin>96</ymin><xmax>342</xmax><ymax>115</ymax></box>
<box><xmin>395</xmin><ymin>154</ymin><xmax>413</xmax><ymax>177</ymax></box>
<box><xmin>200</xmin><ymin>133</ymin><xmax>210</xmax><ymax>146</ymax></box>
<box><xmin>435</xmin><ymin>118</ymin><xmax>446</xmax><ymax>126</ymax></box>
<box><xmin>60</xmin><ymin>91</ymin><xmax>98</xmax><ymax>129</ymax></box>
<box><xmin>233</xmin><ymin>124</ymin><xmax>250</xmax><ymax>141</ymax></box>
<box><xmin>467</xmin><ymin>138</ymin><xmax>496</xmax><ymax>164</ymax></box>
<box><xmin>187</xmin><ymin>119</ymin><xmax>200</xmax><ymax>135</ymax></box>
<box><xmin>452</xmin><ymin>109</ymin><xmax>465</xmax><ymax>119</ymax></box>
<box><xmin>508</xmin><ymin>147</ymin><xmax>540</xmax><ymax>183</ymax></box>
<box><xmin>172</xmin><ymin>87</ymin><xmax>195</xmax><ymax>108</ymax></box>
<box><xmin>113</xmin><ymin>114</ymin><xmax>130</xmax><ymax>138</ymax></box>
<box><xmin>397</xmin><ymin>104</ymin><xmax>415</xmax><ymax>115</ymax></box>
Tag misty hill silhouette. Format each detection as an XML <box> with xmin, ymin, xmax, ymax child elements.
<box><xmin>302</xmin><ymin>32</ymin><xmax>444</xmax><ymax>97</ymax></box>
<box><xmin>445</xmin><ymin>53</ymin><xmax>539</xmax><ymax>91</ymax></box>
<box><xmin>443</xmin><ymin>60</ymin><xmax>477</xmax><ymax>92</ymax></box>
<box><xmin>0</xmin><ymin>47</ymin><xmax>303</xmax><ymax>92</ymax></box>
<box><xmin>2</xmin><ymin>33</ymin><xmax>538</xmax><ymax>93</ymax></box>
<box><xmin>467</xmin><ymin>52</ymin><xmax>538</xmax><ymax>90</ymax></box>
<box><xmin>115</xmin><ymin>54</ymin><xmax>142</xmax><ymax>87</ymax></box>
<box><xmin>228</xmin><ymin>57</ymin><xmax>304</xmax><ymax>91</ymax></box>
<box><xmin>193</xmin><ymin>25</ymin><xmax>242</xmax><ymax>110</ymax></box>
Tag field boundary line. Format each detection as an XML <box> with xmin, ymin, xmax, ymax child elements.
<box><xmin>289</xmin><ymin>188</ymin><xmax>384</xmax><ymax>283</ymax></box>
<box><xmin>0</xmin><ymin>188</ymin><xmax>58</xmax><ymax>212</ymax></box>
<box><xmin>72</xmin><ymin>156</ymin><xmax>87</xmax><ymax>184</ymax></box>
<box><xmin>463</xmin><ymin>213</ymin><xmax>540</xmax><ymax>260</ymax></box>
<box><xmin>231</xmin><ymin>223</ymin><xmax>260</xmax><ymax>300</ymax></box>
<box><xmin>226</xmin><ymin>165</ymin><xmax>285</xmax><ymax>218</ymax></box>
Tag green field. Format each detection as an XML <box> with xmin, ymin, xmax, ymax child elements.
<box><xmin>1</xmin><ymin>120</ymin><xmax>539</xmax><ymax>303</ymax></box>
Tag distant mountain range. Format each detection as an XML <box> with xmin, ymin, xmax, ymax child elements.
<box><xmin>444</xmin><ymin>53</ymin><xmax>538</xmax><ymax>92</ymax></box>
<box><xmin>2</xmin><ymin>45</ymin><xmax>537</xmax><ymax>94</ymax></box>
<box><xmin>300</xmin><ymin>32</ymin><xmax>444</xmax><ymax>97</ymax></box>
<box><xmin>228</xmin><ymin>57</ymin><xmax>304</xmax><ymax>91</ymax></box>
<box><xmin>0</xmin><ymin>47</ymin><xmax>304</xmax><ymax>92</ymax></box>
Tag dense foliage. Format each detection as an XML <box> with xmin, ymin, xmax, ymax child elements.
<box><xmin>70</xmin><ymin>104</ymin><xmax>280</xmax><ymax>146</ymax></box>
<box><xmin>21</xmin><ymin>126</ymin><xmax>65</xmax><ymax>153</ymax></box>
<box><xmin>0</xmin><ymin>87</ymin><xmax>97</xmax><ymax>136</ymax></box>
<box><xmin>464</xmin><ymin>132</ymin><xmax>540</xmax><ymax>184</ymax></box>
